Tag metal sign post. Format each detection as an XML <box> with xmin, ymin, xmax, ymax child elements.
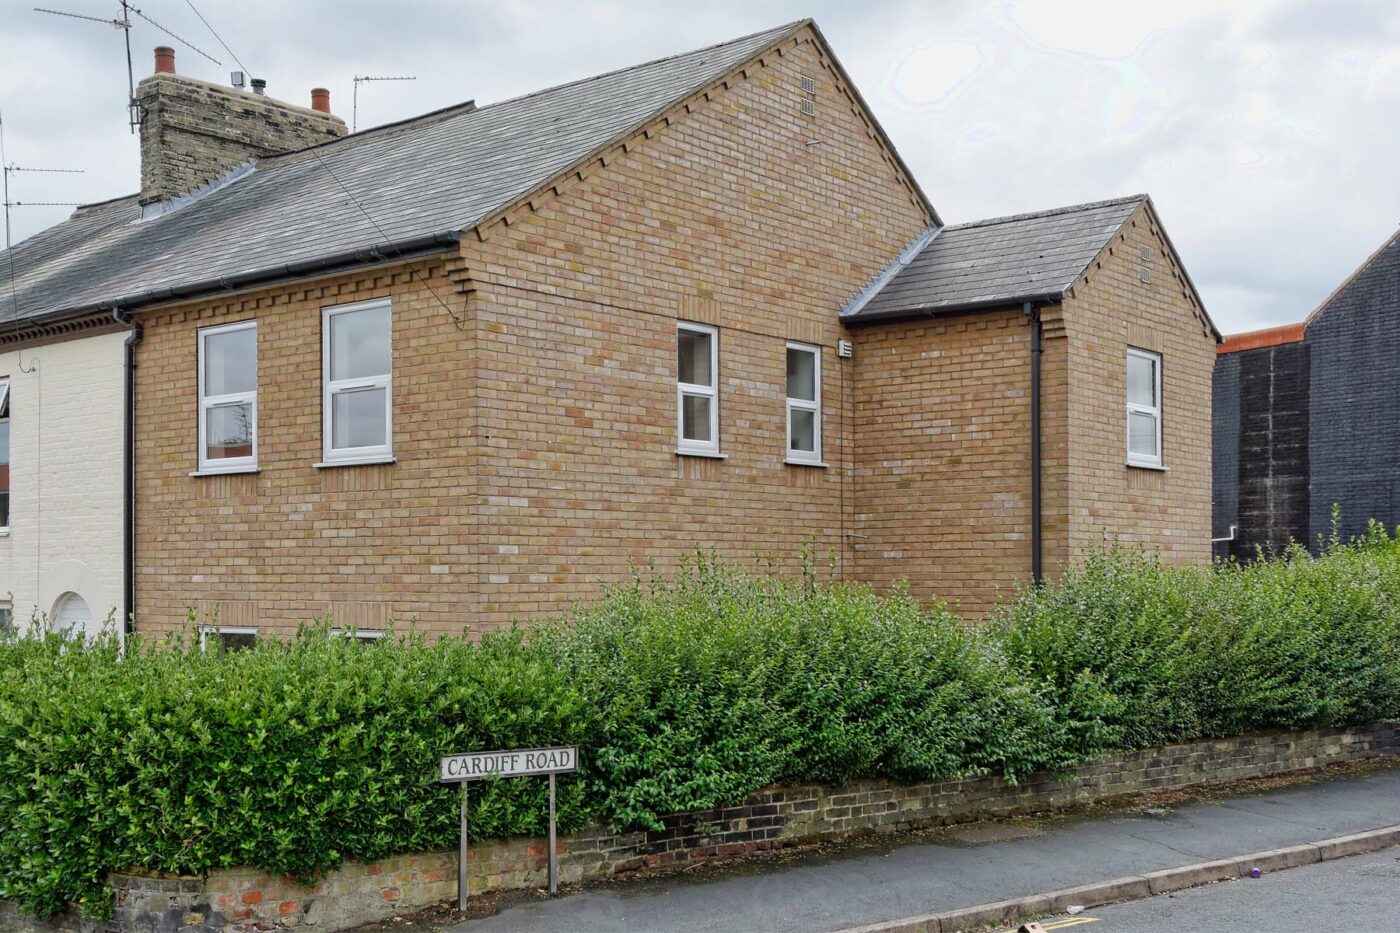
<box><xmin>439</xmin><ymin>745</ymin><xmax>578</xmax><ymax>911</ymax></box>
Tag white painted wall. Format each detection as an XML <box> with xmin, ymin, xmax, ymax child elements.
<box><xmin>0</xmin><ymin>331</ymin><xmax>126</xmax><ymax>636</ymax></box>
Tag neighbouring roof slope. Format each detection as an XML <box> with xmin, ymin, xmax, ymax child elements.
<box><xmin>1</xmin><ymin>20</ymin><xmax>813</xmax><ymax>326</ymax></box>
<box><xmin>1304</xmin><ymin>226</ymin><xmax>1400</xmax><ymax>329</ymax></box>
<box><xmin>843</xmin><ymin>195</ymin><xmax>1148</xmax><ymax>323</ymax></box>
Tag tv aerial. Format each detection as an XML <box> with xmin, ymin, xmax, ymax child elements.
<box><xmin>353</xmin><ymin>75</ymin><xmax>416</xmax><ymax>132</ymax></box>
<box><xmin>0</xmin><ymin>109</ymin><xmax>85</xmax><ymax>251</ymax></box>
<box><xmin>35</xmin><ymin>2</ymin><xmax>222</xmax><ymax>133</ymax></box>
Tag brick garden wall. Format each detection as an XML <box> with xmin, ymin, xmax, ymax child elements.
<box><xmin>8</xmin><ymin>724</ymin><xmax>1394</xmax><ymax>932</ymax></box>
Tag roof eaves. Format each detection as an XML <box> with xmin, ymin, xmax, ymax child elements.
<box><xmin>844</xmin><ymin>289</ymin><xmax>1066</xmax><ymax>327</ymax></box>
<box><xmin>839</xmin><ymin>225</ymin><xmax>941</xmax><ymax>320</ymax></box>
<box><xmin>108</xmin><ymin>230</ymin><xmax>462</xmax><ymax>318</ymax></box>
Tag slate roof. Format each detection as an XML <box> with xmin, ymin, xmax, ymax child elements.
<box><xmin>1</xmin><ymin>20</ymin><xmax>812</xmax><ymax>326</ymax></box>
<box><xmin>843</xmin><ymin>194</ymin><xmax>1151</xmax><ymax>324</ymax></box>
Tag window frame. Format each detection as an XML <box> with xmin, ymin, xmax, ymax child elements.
<box><xmin>196</xmin><ymin>320</ymin><xmax>259</xmax><ymax>474</ymax></box>
<box><xmin>1125</xmin><ymin>347</ymin><xmax>1163</xmax><ymax>469</ymax></box>
<box><xmin>331</xmin><ymin>627</ymin><xmax>387</xmax><ymax>644</ymax></box>
<box><xmin>784</xmin><ymin>342</ymin><xmax>823</xmax><ymax>465</ymax></box>
<box><xmin>198</xmin><ymin>625</ymin><xmax>259</xmax><ymax>652</ymax></box>
<box><xmin>0</xmin><ymin>377</ymin><xmax>10</xmax><ymax>532</ymax></box>
<box><xmin>321</xmin><ymin>298</ymin><xmax>394</xmax><ymax>466</ymax></box>
<box><xmin>676</xmin><ymin>321</ymin><xmax>720</xmax><ymax>457</ymax></box>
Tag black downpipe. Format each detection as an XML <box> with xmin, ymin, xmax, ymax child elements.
<box><xmin>113</xmin><ymin>308</ymin><xmax>142</xmax><ymax>637</ymax></box>
<box><xmin>1025</xmin><ymin>301</ymin><xmax>1043</xmax><ymax>586</ymax></box>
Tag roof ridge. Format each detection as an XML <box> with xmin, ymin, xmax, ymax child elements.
<box><xmin>466</xmin><ymin>19</ymin><xmax>808</xmax><ymax>118</ymax></box>
<box><xmin>257</xmin><ymin>20</ymin><xmax>808</xmax><ymax>168</ymax></box>
<box><xmin>947</xmin><ymin>194</ymin><xmax>1148</xmax><ymax>231</ymax></box>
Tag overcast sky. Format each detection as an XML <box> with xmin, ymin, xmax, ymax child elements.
<box><xmin>3</xmin><ymin>0</ymin><xmax>1397</xmax><ymax>333</ymax></box>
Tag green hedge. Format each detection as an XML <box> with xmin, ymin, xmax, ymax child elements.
<box><xmin>3</xmin><ymin>536</ymin><xmax>1400</xmax><ymax>918</ymax></box>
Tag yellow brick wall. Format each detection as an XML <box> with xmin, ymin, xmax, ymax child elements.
<box><xmin>462</xmin><ymin>25</ymin><xmax>930</xmax><ymax>625</ymax></box>
<box><xmin>1057</xmin><ymin>203</ymin><xmax>1215</xmax><ymax>566</ymax></box>
<box><xmin>133</xmin><ymin>260</ymin><xmax>481</xmax><ymax>636</ymax></box>
<box><xmin>849</xmin><ymin>309</ymin><xmax>1035</xmax><ymax>616</ymax></box>
<box><xmin>132</xmin><ymin>25</ymin><xmax>932</xmax><ymax>635</ymax></box>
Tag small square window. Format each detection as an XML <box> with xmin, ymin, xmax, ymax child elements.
<box><xmin>331</xmin><ymin>628</ymin><xmax>386</xmax><ymax>645</ymax></box>
<box><xmin>199</xmin><ymin>626</ymin><xmax>258</xmax><ymax>652</ymax></box>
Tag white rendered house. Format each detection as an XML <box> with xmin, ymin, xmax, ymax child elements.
<box><xmin>0</xmin><ymin>328</ymin><xmax>127</xmax><ymax>637</ymax></box>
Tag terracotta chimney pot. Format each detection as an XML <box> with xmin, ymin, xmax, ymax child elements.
<box><xmin>154</xmin><ymin>46</ymin><xmax>175</xmax><ymax>75</ymax></box>
<box><xmin>311</xmin><ymin>88</ymin><xmax>331</xmax><ymax>113</ymax></box>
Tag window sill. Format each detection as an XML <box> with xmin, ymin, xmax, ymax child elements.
<box><xmin>1126</xmin><ymin>460</ymin><xmax>1168</xmax><ymax>472</ymax></box>
<box><xmin>314</xmin><ymin>455</ymin><xmax>397</xmax><ymax>469</ymax></box>
<box><xmin>786</xmin><ymin>458</ymin><xmax>829</xmax><ymax>468</ymax></box>
<box><xmin>676</xmin><ymin>449</ymin><xmax>727</xmax><ymax>460</ymax></box>
<box><xmin>190</xmin><ymin>467</ymin><xmax>261</xmax><ymax>477</ymax></box>
<box><xmin>0</xmin><ymin>529</ymin><xmax>9</xmax><ymax>538</ymax></box>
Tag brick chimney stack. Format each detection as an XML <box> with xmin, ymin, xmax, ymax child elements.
<box><xmin>134</xmin><ymin>47</ymin><xmax>347</xmax><ymax>204</ymax></box>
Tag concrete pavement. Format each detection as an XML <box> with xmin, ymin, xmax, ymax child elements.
<box><xmin>449</xmin><ymin>762</ymin><xmax>1400</xmax><ymax>932</ymax></box>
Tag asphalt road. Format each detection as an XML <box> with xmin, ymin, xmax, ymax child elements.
<box><xmin>1021</xmin><ymin>848</ymin><xmax>1400</xmax><ymax>933</ymax></box>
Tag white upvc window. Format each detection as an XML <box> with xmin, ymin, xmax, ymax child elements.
<box><xmin>785</xmin><ymin>342</ymin><xmax>822</xmax><ymax>465</ymax></box>
<box><xmin>676</xmin><ymin>321</ymin><xmax>720</xmax><ymax>456</ymax></box>
<box><xmin>331</xmin><ymin>627</ymin><xmax>386</xmax><ymax>644</ymax></box>
<box><xmin>1126</xmin><ymin>347</ymin><xmax>1163</xmax><ymax>468</ymax></box>
<box><xmin>322</xmin><ymin>298</ymin><xmax>393</xmax><ymax>466</ymax></box>
<box><xmin>197</xmin><ymin>320</ymin><xmax>258</xmax><ymax>473</ymax></box>
<box><xmin>198</xmin><ymin>625</ymin><xmax>258</xmax><ymax>652</ymax></box>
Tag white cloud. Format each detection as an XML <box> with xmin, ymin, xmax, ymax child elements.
<box><xmin>2</xmin><ymin>0</ymin><xmax>1397</xmax><ymax>334</ymax></box>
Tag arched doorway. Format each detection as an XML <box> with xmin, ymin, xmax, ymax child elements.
<box><xmin>52</xmin><ymin>593</ymin><xmax>92</xmax><ymax>640</ymax></box>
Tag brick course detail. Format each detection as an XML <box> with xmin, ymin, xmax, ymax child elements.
<box><xmin>5</xmin><ymin>725</ymin><xmax>1393</xmax><ymax>932</ymax></box>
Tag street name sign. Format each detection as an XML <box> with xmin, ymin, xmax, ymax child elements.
<box><xmin>438</xmin><ymin>745</ymin><xmax>579</xmax><ymax>909</ymax></box>
<box><xmin>440</xmin><ymin>745</ymin><xmax>577</xmax><ymax>782</ymax></box>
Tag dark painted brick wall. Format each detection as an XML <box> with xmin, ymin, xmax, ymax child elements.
<box><xmin>1212</xmin><ymin>352</ymin><xmax>1240</xmax><ymax>560</ymax></box>
<box><xmin>1308</xmin><ymin>233</ymin><xmax>1400</xmax><ymax>542</ymax></box>
<box><xmin>1231</xmin><ymin>342</ymin><xmax>1310</xmax><ymax>559</ymax></box>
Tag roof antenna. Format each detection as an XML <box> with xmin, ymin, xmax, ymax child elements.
<box><xmin>2</xmin><ymin>108</ymin><xmax>83</xmax><ymax>368</ymax></box>
<box><xmin>0</xmin><ymin>109</ymin><xmax>85</xmax><ymax>251</ymax></box>
<box><xmin>352</xmin><ymin>75</ymin><xmax>416</xmax><ymax>132</ymax></box>
<box><xmin>36</xmin><ymin>2</ymin><xmax>223</xmax><ymax>133</ymax></box>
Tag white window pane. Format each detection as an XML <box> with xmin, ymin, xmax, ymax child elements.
<box><xmin>204</xmin><ymin>328</ymin><xmax>256</xmax><ymax>396</ymax></box>
<box><xmin>790</xmin><ymin>408</ymin><xmax>816</xmax><ymax>452</ymax></box>
<box><xmin>1128</xmin><ymin>411</ymin><xmax>1158</xmax><ymax>457</ymax></box>
<box><xmin>787</xmin><ymin>348</ymin><xmax>816</xmax><ymax>401</ymax></box>
<box><xmin>681</xmin><ymin>393</ymin><xmax>712</xmax><ymax>442</ymax></box>
<box><xmin>205</xmin><ymin>402</ymin><xmax>253</xmax><ymax>461</ymax></box>
<box><xmin>678</xmin><ymin>330</ymin><xmax>712</xmax><ymax>386</ymax></box>
<box><xmin>1127</xmin><ymin>354</ymin><xmax>1156</xmax><ymax>407</ymax></box>
<box><xmin>330</xmin><ymin>305</ymin><xmax>391</xmax><ymax>381</ymax></box>
<box><xmin>332</xmin><ymin>386</ymin><xmax>388</xmax><ymax>449</ymax></box>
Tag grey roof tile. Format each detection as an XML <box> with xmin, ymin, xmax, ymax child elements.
<box><xmin>843</xmin><ymin>195</ymin><xmax>1148</xmax><ymax>323</ymax></box>
<box><xmin>1</xmin><ymin>21</ymin><xmax>805</xmax><ymax>326</ymax></box>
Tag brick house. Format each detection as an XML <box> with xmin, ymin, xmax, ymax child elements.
<box><xmin>1</xmin><ymin>20</ymin><xmax>1218</xmax><ymax>640</ymax></box>
<box><xmin>1214</xmin><ymin>228</ymin><xmax>1400</xmax><ymax>558</ymax></box>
